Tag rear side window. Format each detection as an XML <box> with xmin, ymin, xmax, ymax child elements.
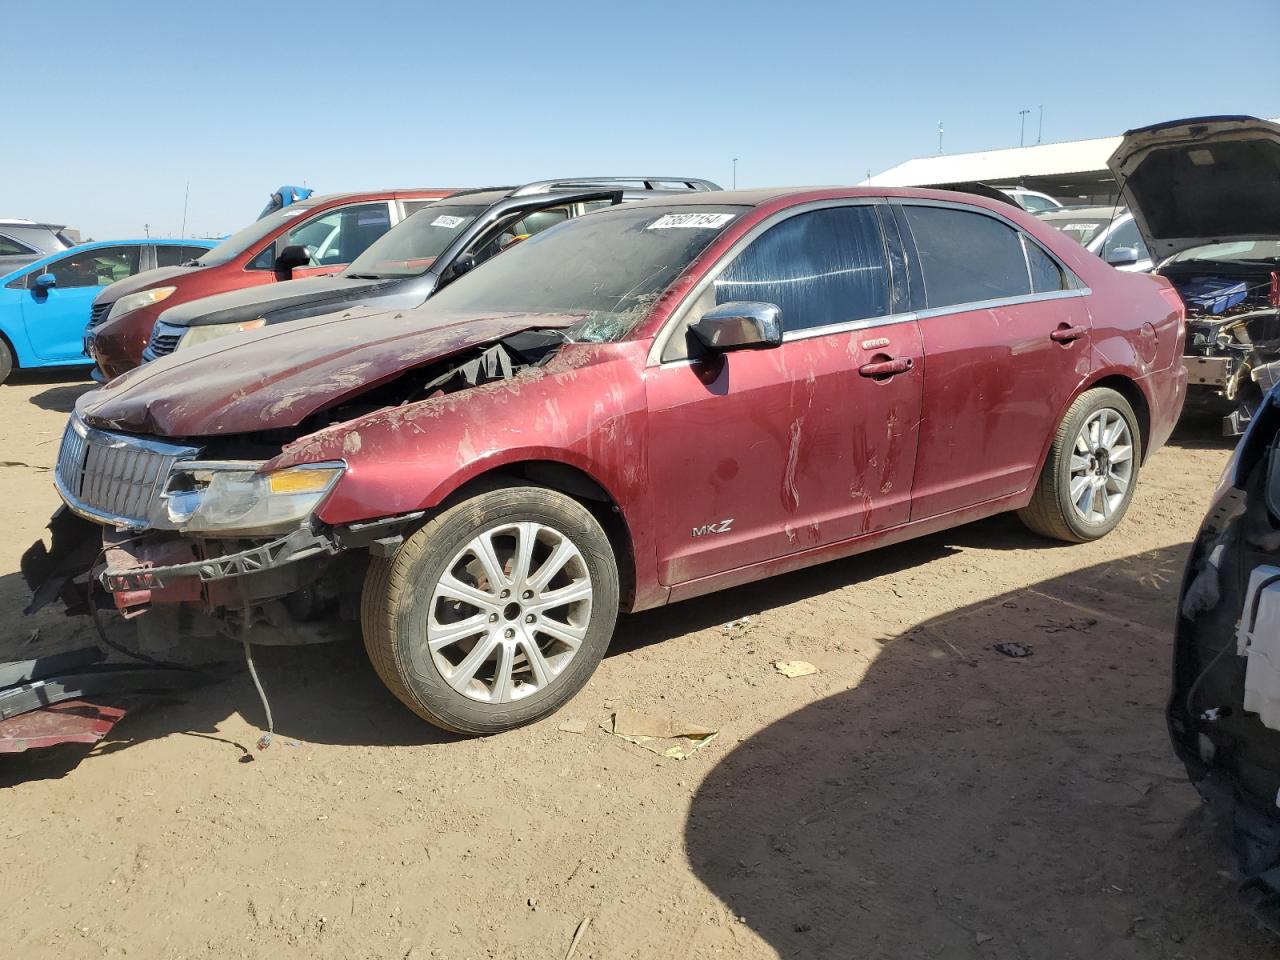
<box><xmin>715</xmin><ymin>206</ymin><xmax>890</xmax><ymax>333</ymax></box>
<box><xmin>155</xmin><ymin>244</ymin><xmax>209</xmax><ymax>267</ymax></box>
<box><xmin>904</xmin><ymin>205</ymin><xmax>1031</xmax><ymax>308</ymax></box>
<box><xmin>0</xmin><ymin>234</ymin><xmax>36</xmax><ymax>256</ymax></box>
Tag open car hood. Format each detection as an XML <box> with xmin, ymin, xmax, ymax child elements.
<box><xmin>1107</xmin><ymin>115</ymin><xmax>1280</xmax><ymax>263</ymax></box>
<box><xmin>77</xmin><ymin>305</ymin><xmax>578</xmax><ymax>437</ymax></box>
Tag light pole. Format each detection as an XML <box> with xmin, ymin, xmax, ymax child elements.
<box><xmin>1019</xmin><ymin>109</ymin><xmax>1030</xmax><ymax>147</ymax></box>
<box><xmin>937</xmin><ymin>121</ymin><xmax>944</xmax><ymax>154</ymax></box>
<box><xmin>1037</xmin><ymin>105</ymin><xmax>1044</xmax><ymax>144</ymax></box>
<box><xmin>732</xmin><ymin>157</ymin><xmax>738</xmax><ymax>189</ymax></box>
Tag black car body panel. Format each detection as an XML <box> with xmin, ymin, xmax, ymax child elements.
<box><xmin>1175</xmin><ymin>385</ymin><xmax>1280</xmax><ymax>929</ymax></box>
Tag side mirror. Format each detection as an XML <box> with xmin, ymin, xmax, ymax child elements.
<box><xmin>450</xmin><ymin>252</ymin><xmax>477</xmax><ymax>279</ymax></box>
<box><xmin>275</xmin><ymin>244</ymin><xmax>312</xmax><ymax>274</ymax></box>
<box><xmin>1106</xmin><ymin>246</ymin><xmax>1139</xmax><ymax>266</ymax></box>
<box><xmin>689</xmin><ymin>301</ymin><xmax>783</xmax><ymax>353</ymax></box>
<box><xmin>32</xmin><ymin>272</ymin><xmax>57</xmax><ymax>292</ymax></box>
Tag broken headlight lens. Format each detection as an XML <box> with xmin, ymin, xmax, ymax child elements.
<box><xmin>179</xmin><ymin>318</ymin><xmax>267</xmax><ymax>352</ymax></box>
<box><xmin>164</xmin><ymin>462</ymin><xmax>344</xmax><ymax>535</ymax></box>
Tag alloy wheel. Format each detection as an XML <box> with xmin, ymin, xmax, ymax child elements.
<box><xmin>1068</xmin><ymin>407</ymin><xmax>1134</xmax><ymax>524</ymax></box>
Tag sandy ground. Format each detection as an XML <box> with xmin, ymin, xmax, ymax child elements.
<box><xmin>0</xmin><ymin>368</ymin><xmax>1274</xmax><ymax>960</ymax></box>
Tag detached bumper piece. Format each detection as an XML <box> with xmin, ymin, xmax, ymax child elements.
<box><xmin>0</xmin><ymin>647</ymin><xmax>205</xmax><ymax>753</ymax></box>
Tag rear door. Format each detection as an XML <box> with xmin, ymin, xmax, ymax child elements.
<box><xmin>897</xmin><ymin>201</ymin><xmax>1091</xmax><ymax>519</ymax></box>
<box><xmin>20</xmin><ymin>245</ymin><xmax>143</xmax><ymax>360</ymax></box>
<box><xmin>646</xmin><ymin>202</ymin><xmax>923</xmax><ymax>586</ymax></box>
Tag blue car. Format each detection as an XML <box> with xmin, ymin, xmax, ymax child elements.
<box><xmin>0</xmin><ymin>238</ymin><xmax>213</xmax><ymax>383</ymax></box>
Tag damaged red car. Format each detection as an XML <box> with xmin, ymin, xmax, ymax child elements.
<box><xmin>27</xmin><ymin>187</ymin><xmax>1187</xmax><ymax>734</ymax></box>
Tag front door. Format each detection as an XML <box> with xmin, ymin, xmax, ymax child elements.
<box><xmin>896</xmin><ymin>202</ymin><xmax>1092</xmax><ymax>518</ymax></box>
<box><xmin>646</xmin><ymin>204</ymin><xmax>924</xmax><ymax>587</ymax></box>
<box><xmin>21</xmin><ymin>245</ymin><xmax>141</xmax><ymax>361</ymax></box>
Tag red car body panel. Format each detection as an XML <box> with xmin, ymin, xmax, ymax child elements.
<box><xmin>76</xmin><ymin>187</ymin><xmax>1187</xmax><ymax>616</ymax></box>
<box><xmin>86</xmin><ymin>188</ymin><xmax>458</xmax><ymax>379</ymax></box>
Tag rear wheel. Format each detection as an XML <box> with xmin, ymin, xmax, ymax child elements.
<box><xmin>1018</xmin><ymin>387</ymin><xmax>1142</xmax><ymax>542</ymax></box>
<box><xmin>361</xmin><ymin>486</ymin><xmax>619</xmax><ymax>735</ymax></box>
<box><xmin>0</xmin><ymin>338</ymin><xmax>13</xmax><ymax>384</ymax></box>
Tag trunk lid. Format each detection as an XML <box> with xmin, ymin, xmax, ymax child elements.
<box><xmin>1107</xmin><ymin>115</ymin><xmax>1280</xmax><ymax>263</ymax></box>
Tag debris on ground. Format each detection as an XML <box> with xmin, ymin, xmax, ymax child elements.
<box><xmin>563</xmin><ymin>916</ymin><xmax>592</xmax><ymax>960</ymax></box>
<box><xmin>722</xmin><ymin>616</ymin><xmax>752</xmax><ymax>633</ymax></box>
<box><xmin>601</xmin><ymin>709</ymin><xmax>719</xmax><ymax>759</ymax></box>
<box><xmin>557</xmin><ymin>718</ymin><xmax>589</xmax><ymax>735</ymax></box>
<box><xmin>773</xmin><ymin>660</ymin><xmax>818</xmax><ymax>678</ymax></box>
<box><xmin>993</xmin><ymin>642</ymin><xmax>1034</xmax><ymax>658</ymax></box>
<box><xmin>1037</xmin><ymin>616</ymin><xmax>1098</xmax><ymax>633</ymax></box>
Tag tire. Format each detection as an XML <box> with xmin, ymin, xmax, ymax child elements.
<box><xmin>1018</xmin><ymin>387</ymin><xmax>1142</xmax><ymax>543</ymax></box>
<box><xmin>361</xmin><ymin>485</ymin><xmax>619</xmax><ymax>735</ymax></box>
<box><xmin>0</xmin><ymin>338</ymin><xmax>13</xmax><ymax>385</ymax></box>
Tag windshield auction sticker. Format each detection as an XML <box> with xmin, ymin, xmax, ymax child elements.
<box><xmin>431</xmin><ymin>215</ymin><xmax>466</xmax><ymax>228</ymax></box>
<box><xmin>647</xmin><ymin>213</ymin><xmax>735</xmax><ymax>230</ymax></box>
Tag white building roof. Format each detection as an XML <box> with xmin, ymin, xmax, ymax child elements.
<box><xmin>866</xmin><ymin>119</ymin><xmax>1280</xmax><ymax>187</ymax></box>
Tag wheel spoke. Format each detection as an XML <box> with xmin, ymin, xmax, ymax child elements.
<box><xmin>509</xmin><ymin>522</ymin><xmax>537</xmax><ymax>587</ymax></box>
<box><xmin>427</xmin><ymin>614</ymin><xmax>490</xmax><ymax>651</ymax></box>
<box><xmin>531</xmin><ymin>579</ymin><xmax>592</xmax><ymax>612</ymax></box>
<box><xmin>489</xmin><ymin>641</ymin><xmax>515</xmax><ymax>704</ymax></box>
<box><xmin>446</xmin><ymin>633</ymin><xmax>499</xmax><ymax>693</ymax></box>
<box><xmin>1099</xmin><ymin>479</ymin><xmax>1113</xmax><ymax>518</ymax></box>
<box><xmin>527</xmin><ymin>537</ymin><xmax>575</xmax><ymax>592</ymax></box>
<box><xmin>519</xmin><ymin>634</ymin><xmax>553</xmax><ymax>687</ymax></box>
<box><xmin>1070</xmin><ymin>475</ymin><xmax>1091</xmax><ymax>506</ymax></box>
<box><xmin>471</xmin><ymin>531</ymin><xmax>509</xmax><ymax>593</ymax></box>
<box><xmin>1103</xmin><ymin>417</ymin><xmax>1126</xmax><ymax>449</ymax></box>
<box><xmin>1110</xmin><ymin>443</ymin><xmax>1133</xmax><ymax>464</ymax></box>
<box><xmin>1106</xmin><ymin>471</ymin><xmax>1129</xmax><ymax>496</ymax></box>
<box><xmin>436</xmin><ymin>573</ymin><xmax>499</xmax><ymax>611</ymax></box>
<box><xmin>535</xmin><ymin>617</ymin><xmax>586</xmax><ymax>649</ymax></box>
<box><xmin>1069</xmin><ymin>453</ymin><xmax>1091</xmax><ymax>474</ymax></box>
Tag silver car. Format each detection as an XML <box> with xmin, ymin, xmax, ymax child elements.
<box><xmin>0</xmin><ymin>219</ymin><xmax>78</xmax><ymax>273</ymax></box>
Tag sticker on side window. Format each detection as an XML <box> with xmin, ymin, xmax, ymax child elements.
<box><xmin>646</xmin><ymin>213</ymin><xmax>735</xmax><ymax>230</ymax></box>
<box><xmin>431</xmin><ymin>215</ymin><xmax>466</xmax><ymax>229</ymax></box>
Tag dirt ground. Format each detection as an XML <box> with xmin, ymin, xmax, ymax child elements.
<box><xmin>1</xmin><ymin>368</ymin><xmax>1275</xmax><ymax>960</ymax></box>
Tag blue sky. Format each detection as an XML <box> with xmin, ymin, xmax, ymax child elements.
<box><xmin>5</xmin><ymin>0</ymin><xmax>1277</xmax><ymax>239</ymax></box>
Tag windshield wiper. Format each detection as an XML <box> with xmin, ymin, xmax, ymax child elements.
<box><xmin>344</xmin><ymin>273</ymin><xmax>386</xmax><ymax>280</ymax></box>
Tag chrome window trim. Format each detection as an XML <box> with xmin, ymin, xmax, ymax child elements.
<box><xmin>914</xmin><ymin>287</ymin><xmax>1090</xmax><ymax>322</ymax></box>
<box><xmin>780</xmin><ymin>309</ymin><xmax>920</xmax><ymax>344</ymax></box>
<box><xmin>647</xmin><ymin>197</ymin><xmax>889</xmax><ymax>367</ymax></box>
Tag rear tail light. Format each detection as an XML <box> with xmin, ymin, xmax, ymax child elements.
<box><xmin>1158</xmin><ymin>284</ymin><xmax>1187</xmax><ymax>319</ymax></box>
<box><xmin>1270</xmin><ymin>271</ymin><xmax>1279</xmax><ymax>308</ymax></box>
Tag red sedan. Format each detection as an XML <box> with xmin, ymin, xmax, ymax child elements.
<box><xmin>84</xmin><ymin>187</ymin><xmax>459</xmax><ymax>380</ymax></box>
<box><xmin>36</xmin><ymin>187</ymin><xmax>1187</xmax><ymax>734</ymax></box>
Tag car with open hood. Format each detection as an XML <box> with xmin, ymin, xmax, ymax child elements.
<box><xmin>84</xmin><ymin>186</ymin><xmax>460</xmax><ymax>380</ymax></box>
<box><xmin>25</xmin><ymin>186</ymin><xmax>1186</xmax><ymax>735</ymax></box>
<box><xmin>1108</xmin><ymin>115</ymin><xmax>1280</xmax><ymax>434</ymax></box>
<box><xmin>1174</xmin><ymin>383</ymin><xmax>1280</xmax><ymax>932</ymax></box>
<box><xmin>139</xmin><ymin>178</ymin><xmax>719</xmax><ymax>363</ymax></box>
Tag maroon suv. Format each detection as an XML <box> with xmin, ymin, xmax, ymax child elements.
<box><xmin>31</xmin><ymin>187</ymin><xmax>1187</xmax><ymax>735</ymax></box>
<box><xmin>85</xmin><ymin>187</ymin><xmax>458</xmax><ymax>379</ymax></box>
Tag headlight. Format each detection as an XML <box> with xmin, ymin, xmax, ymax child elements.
<box><xmin>163</xmin><ymin>462</ymin><xmax>344</xmax><ymax>534</ymax></box>
<box><xmin>106</xmin><ymin>286</ymin><xmax>177</xmax><ymax>321</ymax></box>
<box><xmin>179</xmin><ymin>318</ymin><xmax>266</xmax><ymax>351</ymax></box>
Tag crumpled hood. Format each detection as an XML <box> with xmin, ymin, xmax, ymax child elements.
<box><xmin>77</xmin><ymin>305</ymin><xmax>579</xmax><ymax>437</ymax></box>
<box><xmin>158</xmin><ymin>273</ymin><xmax>388</xmax><ymax>328</ymax></box>
<box><xmin>92</xmin><ymin>264</ymin><xmax>202</xmax><ymax>306</ymax></box>
<box><xmin>1108</xmin><ymin>115</ymin><xmax>1280</xmax><ymax>262</ymax></box>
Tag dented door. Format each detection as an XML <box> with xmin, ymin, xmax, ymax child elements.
<box><xmin>644</xmin><ymin>203</ymin><xmax>923</xmax><ymax>587</ymax></box>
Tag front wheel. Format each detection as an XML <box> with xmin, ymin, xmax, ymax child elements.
<box><xmin>1018</xmin><ymin>387</ymin><xmax>1142</xmax><ymax>542</ymax></box>
<box><xmin>0</xmin><ymin>338</ymin><xmax>13</xmax><ymax>384</ymax></box>
<box><xmin>361</xmin><ymin>486</ymin><xmax>619</xmax><ymax>735</ymax></box>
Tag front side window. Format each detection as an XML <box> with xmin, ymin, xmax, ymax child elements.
<box><xmin>462</xmin><ymin>206</ymin><xmax>574</xmax><ymax>269</ymax></box>
<box><xmin>904</xmin><ymin>205</ymin><xmax>1031</xmax><ymax>308</ymax></box>
<box><xmin>345</xmin><ymin>204</ymin><xmax>488</xmax><ymax>279</ymax></box>
<box><xmin>714</xmin><ymin>206</ymin><xmax>890</xmax><ymax>333</ymax></box>
<box><xmin>196</xmin><ymin>203</ymin><xmax>320</xmax><ymax>267</ymax></box>
<box><xmin>286</xmin><ymin>203</ymin><xmax>391</xmax><ymax>267</ymax></box>
<box><xmin>34</xmin><ymin>245</ymin><xmax>141</xmax><ymax>288</ymax></box>
<box><xmin>1019</xmin><ymin>193</ymin><xmax>1059</xmax><ymax>213</ymax></box>
<box><xmin>423</xmin><ymin>203</ymin><xmax>745</xmax><ymax>342</ymax></box>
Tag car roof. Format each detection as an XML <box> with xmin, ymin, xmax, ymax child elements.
<box><xmin>617</xmin><ymin>185</ymin><xmax>1030</xmax><ymax>210</ymax></box>
<box><xmin>1037</xmin><ymin>205</ymin><xmax>1129</xmax><ymax>221</ymax></box>
<box><xmin>300</xmin><ymin>188</ymin><xmax>464</xmax><ymax>207</ymax></box>
<box><xmin>0</xmin><ymin>238</ymin><xmax>214</xmax><ymax>282</ymax></box>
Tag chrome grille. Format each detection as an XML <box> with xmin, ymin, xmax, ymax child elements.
<box><xmin>55</xmin><ymin>417</ymin><xmax>200</xmax><ymax>528</ymax></box>
<box><xmin>88</xmin><ymin>302</ymin><xmax>111</xmax><ymax>328</ymax></box>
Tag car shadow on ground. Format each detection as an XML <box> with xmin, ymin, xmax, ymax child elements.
<box><xmin>23</xmin><ymin>380</ymin><xmax>97</xmax><ymax>414</ymax></box>
<box><xmin>683</xmin><ymin>542</ymin><xmax>1274</xmax><ymax>958</ymax></box>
